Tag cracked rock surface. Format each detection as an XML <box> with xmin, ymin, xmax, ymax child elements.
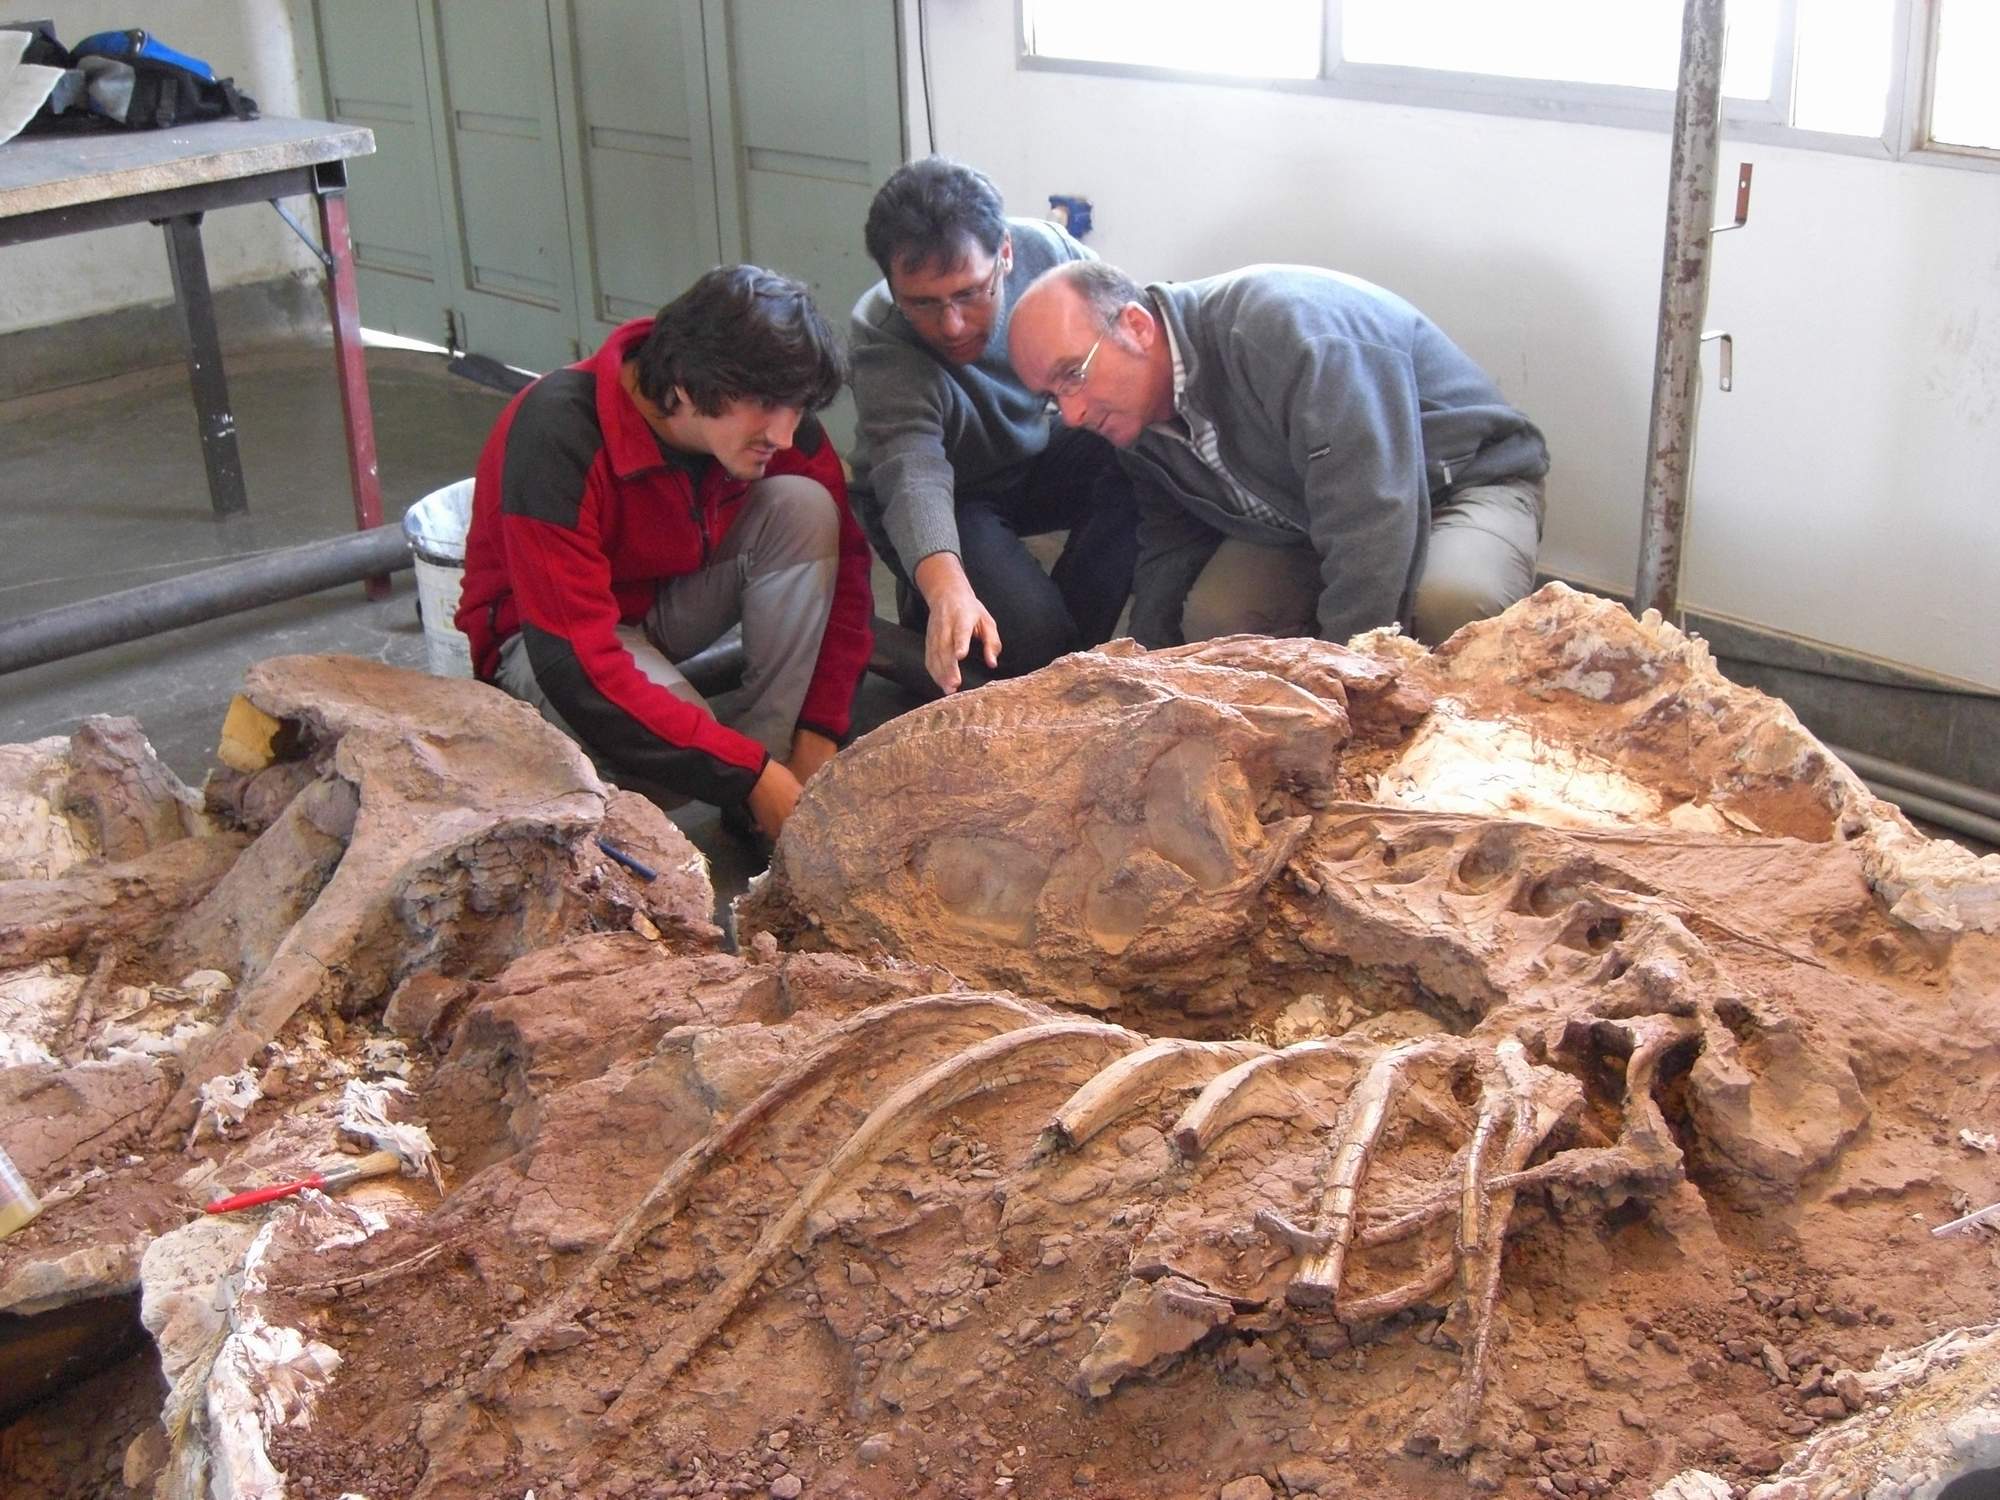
<box><xmin>0</xmin><ymin>658</ymin><xmax>713</xmax><ymax>1494</ymax></box>
<box><xmin>5</xmin><ymin>587</ymin><xmax>2000</xmax><ymax>1500</ymax></box>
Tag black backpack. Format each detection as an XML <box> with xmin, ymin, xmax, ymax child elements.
<box><xmin>7</xmin><ymin>21</ymin><xmax>258</xmax><ymax>132</ymax></box>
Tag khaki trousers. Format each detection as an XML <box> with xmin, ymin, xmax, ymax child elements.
<box><xmin>495</xmin><ymin>474</ymin><xmax>839</xmax><ymax>783</ymax></box>
<box><xmin>1180</xmin><ymin>476</ymin><xmax>1545</xmax><ymax>647</ymax></box>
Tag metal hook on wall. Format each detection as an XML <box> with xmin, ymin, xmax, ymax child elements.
<box><xmin>1700</xmin><ymin>330</ymin><xmax>1732</xmax><ymax>392</ymax></box>
<box><xmin>1713</xmin><ymin>162</ymin><xmax>1753</xmax><ymax>235</ymax></box>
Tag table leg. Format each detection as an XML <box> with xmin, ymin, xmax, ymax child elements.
<box><xmin>314</xmin><ymin>176</ymin><xmax>389</xmax><ymax>599</ymax></box>
<box><xmin>161</xmin><ymin>213</ymin><xmax>249</xmax><ymax>519</ymax></box>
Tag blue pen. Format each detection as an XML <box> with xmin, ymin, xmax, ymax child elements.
<box><xmin>595</xmin><ymin>836</ymin><xmax>658</xmax><ymax>883</ymax></box>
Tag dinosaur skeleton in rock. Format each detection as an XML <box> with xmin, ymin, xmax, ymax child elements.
<box><xmin>14</xmin><ymin>589</ymin><xmax>2000</xmax><ymax>1500</ymax></box>
<box><xmin>422</xmin><ymin>588</ymin><xmax>1966</xmax><ymax>1476</ymax></box>
<box><xmin>457</xmin><ymin>968</ymin><xmax>1711</xmax><ymax>1467</ymax></box>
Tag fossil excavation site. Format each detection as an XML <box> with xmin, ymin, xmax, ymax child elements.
<box><xmin>3</xmin><ymin>584</ymin><xmax>1998</xmax><ymax>1500</ymax></box>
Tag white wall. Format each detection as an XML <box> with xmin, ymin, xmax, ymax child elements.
<box><xmin>923</xmin><ymin>5</ymin><xmax>2000</xmax><ymax>689</ymax></box>
<box><xmin>0</xmin><ymin>0</ymin><xmax>318</xmax><ymax>335</ymax></box>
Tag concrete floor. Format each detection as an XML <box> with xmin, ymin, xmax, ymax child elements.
<box><xmin>0</xmin><ymin>337</ymin><xmax>923</xmax><ymax>927</ymax></box>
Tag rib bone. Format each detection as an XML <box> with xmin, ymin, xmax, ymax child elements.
<box><xmin>1289</xmin><ymin>1037</ymin><xmax>1462</xmax><ymax>1309</ymax></box>
<box><xmin>1420</xmin><ymin>1040</ymin><xmax>1583</xmax><ymax>1457</ymax></box>
<box><xmin>1043</xmin><ymin>1037</ymin><xmax>1270</xmax><ymax>1154</ymax></box>
<box><xmin>474</xmin><ymin>991</ymin><xmax>1051</xmax><ymax>1395</ymax></box>
<box><xmin>1171</xmin><ymin>1036</ymin><xmax>1372</xmax><ymax>1158</ymax></box>
<box><xmin>602</xmin><ymin>1018</ymin><xmax>1145</xmax><ymax>1428</ymax></box>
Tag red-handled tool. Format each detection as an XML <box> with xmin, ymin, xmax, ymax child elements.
<box><xmin>202</xmin><ymin>1150</ymin><xmax>402</xmax><ymax>1214</ymax></box>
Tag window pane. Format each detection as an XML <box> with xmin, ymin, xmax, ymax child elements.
<box><xmin>1026</xmin><ymin>0</ymin><xmax>1322</xmax><ymax>80</ymax></box>
<box><xmin>1930</xmin><ymin>0</ymin><xmax>2000</xmax><ymax>149</ymax></box>
<box><xmin>1341</xmin><ymin>0</ymin><xmax>1779</xmax><ymax>100</ymax></box>
<box><xmin>1792</xmin><ymin>0</ymin><xmax>1892</xmax><ymax>135</ymax></box>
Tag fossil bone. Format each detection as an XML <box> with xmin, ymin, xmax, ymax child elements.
<box><xmin>1043</xmin><ymin>1035</ymin><xmax>1272</xmax><ymax>1155</ymax></box>
<box><xmin>600</xmin><ymin>1018</ymin><xmax>1146</xmax><ymax>1427</ymax></box>
<box><xmin>11</xmin><ymin>586</ymin><xmax>2000</xmax><ymax>1500</ymax></box>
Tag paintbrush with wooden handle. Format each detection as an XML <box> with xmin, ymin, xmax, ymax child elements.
<box><xmin>202</xmin><ymin>1149</ymin><xmax>403</xmax><ymax>1214</ymax></box>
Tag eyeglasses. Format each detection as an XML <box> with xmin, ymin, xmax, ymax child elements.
<box><xmin>895</xmin><ymin>257</ymin><xmax>1007</xmax><ymax>324</ymax></box>
<box><xmin>1047</xmin><ymin>337</ymin><xmax>1103</xmax><ymax>399</ymax></box>
<box><xmin>1041</xmin><ymin>336</ymin><xmax>1104</xmax><ymax>421</ymax></box>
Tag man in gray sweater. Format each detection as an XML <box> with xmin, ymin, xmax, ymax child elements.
<box><xmin>849</xmin><ymin>158</ymin><xmax>1137</xmax><ymax>692</ymax></box>
<box><xmin>1008</xmin><ymin>259</ymin><xmax>1549</xmax><ymax>649</ymax></box>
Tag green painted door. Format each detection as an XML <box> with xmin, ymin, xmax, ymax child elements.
<box><xmin>550</xmin><ymin>0</ymin><xmax>726</xmax><ymax>352</ymax></box>
<box><xmin>704</xmin><ymin>0</ymin><xmax>906</xmax><ymax>447</ymax></box>
<box><xmin>304</xmin><ymin>0</ymin><xmax>454</xmax><ymax>345</ymax></box>
<box><xmin>424</xmin><ymin>0</ymin><xmax>581</xmax><ymax>371</ymax></box>
<box><xmin>304</xmin><ymin>0</ymin><xmax>904</xmax><ymax>397</ymax></box>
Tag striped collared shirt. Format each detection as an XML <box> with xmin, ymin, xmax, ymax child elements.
<box><xmin>1149</xmin><ymin>303</ymin><xmax>1306</xmax><ymax>536</ymax></box>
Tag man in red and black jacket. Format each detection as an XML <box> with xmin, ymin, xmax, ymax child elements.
<box><xmin>457</xmin><ymin>266</ymin><xmax>873</xmax><ymax>840</ymax></box>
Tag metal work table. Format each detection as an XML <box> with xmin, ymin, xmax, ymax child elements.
<box><xmin>0</xmin><ymin>116</ymin><xmax>386</xmax><ymax>590</ymax></box>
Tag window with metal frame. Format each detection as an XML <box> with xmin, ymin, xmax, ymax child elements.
<box><xmin>1020</xmin><ymin>0</ymin><xmax>1998</xmax><ymax>169</ymax></box>
<box><xmin>1023</xmin><ymin>0</ymin><xmax>1322</xmax><ymax>79</ymax></box>
<box><xmin>1926</xmin><ymin>0</ymin><xmax>2000</xmax><ymax>155</ymax></box>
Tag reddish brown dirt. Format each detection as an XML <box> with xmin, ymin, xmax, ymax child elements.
<box><xmin>244</xmin><ymin>914</ymin><xmax>2000</xmax><ymax>1499</ymax></box>
<box><xmin>0</xmin><ymin>1342</ymin><xmax>167</xmax><ymax>1497</ymax></box>
<box><xmin>8</xmin><ymin>594</ymin><xmax>2000</xmax><ymax>1500</ymax></box>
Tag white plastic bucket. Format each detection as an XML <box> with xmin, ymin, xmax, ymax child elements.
<box><xmin>402</xmin><ymin>479</ymin><xmax>477</xmax><ymax>679</ymax></box>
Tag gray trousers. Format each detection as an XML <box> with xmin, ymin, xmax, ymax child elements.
<box><xmin>1181</xmin><ymin>477</ymin><xmax>1545</xmax><ymax>647</ymax></box>
<box><xmin>495</xmin><ymin>474</ymin><xmax>839</xmax><ymax>784</ymax></box>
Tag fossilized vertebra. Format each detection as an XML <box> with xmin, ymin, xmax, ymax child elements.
<box><xmin>12</xmin><ymin>586</ymin><xmax>2000</xmax><ymax>1500</ymax></box>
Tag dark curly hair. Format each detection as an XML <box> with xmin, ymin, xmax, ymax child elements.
<box><xmin>864</xmin><ymin>156</ymin><xmax>1007</xmax><ymax>281</ymax></box>
<box><xmin>632</xmin><ymin>265</ymin><xmax>846</xmax><ymax>417</ymax></box>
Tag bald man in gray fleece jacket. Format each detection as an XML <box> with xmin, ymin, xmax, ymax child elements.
<box><xmin>848</xmin><ymin>157</ymin><xmax>1136</xmax><ymax>693</ymax></box>
<box><xmin>1009</xmin><ymin>260</ymin><xmax>1549</xmax><ymax>650</ymax></box>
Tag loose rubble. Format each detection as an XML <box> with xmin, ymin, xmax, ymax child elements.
<box><xmin>3</xmin><ymin>586</ymin><xmax>1998</xmax><ymax>1499</ymax></box>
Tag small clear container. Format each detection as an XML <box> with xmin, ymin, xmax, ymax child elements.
<box><xmin>0</xmin><ymin>1144</ymin><xmax>42</xmax><ymax>1240</ymax></box>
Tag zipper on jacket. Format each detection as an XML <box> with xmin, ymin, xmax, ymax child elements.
<box><xmin>689</xmin><ymin>496</ymin><xmax>710</xmax><ymax>567</ymax></box>
<box><xmin>687</xmin><ymin>475</ymin><xmax>713</xmax><ymax>568</ymax></box>
<box><xmin>659</xmin><ymin>447</ymin><xmax>717</xmax><ymax>568</ymax></box>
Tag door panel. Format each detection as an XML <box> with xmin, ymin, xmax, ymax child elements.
<box><xmin>308</xmin><ymin>0</ymin><xmax>450</xmax><ymax>342</ymax></box>
<box><xmin>739</xmin><ymin>156</ymin><xmax>875</xmax><ymax>332</ymax></box>
<box><xmin>551</xmin><ymin>0</ymin><xmax>724</xmax><ymax>350</ymax></box>
<box><xmin>707</xmin><ymin>0</ymin><xmax>905</xmax><ymax>447</ymax></box>
<box><xmin>302</xmin><ymin>0</ymin><xmax>903</xmax><ymax>397</ymax></box>
<box><xmin>427</xmin><ymin>0</ymin><xmax>578</xmax><ymax>370</ymax></box>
